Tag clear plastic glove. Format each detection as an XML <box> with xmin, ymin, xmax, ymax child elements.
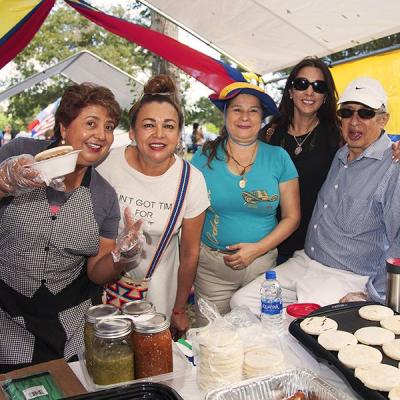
<box><xmin>111</xmin><ymin>207</ymin><xmax>145</xmax><ymax>264</ymax></box>
<box><xmin>339</xmin><ymin>291</ymin><xmax>368</xmax><ymax>303</ymax></box>
<box><xmin>0</xmin><ymin>155</ymin><xmax>45</xmax><ymax>196</ymax></box>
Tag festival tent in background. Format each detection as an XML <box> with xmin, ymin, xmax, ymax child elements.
<box><xmin>138</xmin><ymin>0</ymin><xmax>400</xmax><ymax>74</ymax></box>
<box><xmin>0</xmin><ymin>50</ymin><xmax>144</xmax><ymax>109</ymax></box>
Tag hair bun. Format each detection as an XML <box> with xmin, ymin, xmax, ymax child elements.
<box><xmin>144</xmin><ymin>74</ymin><xmax>176</xmax><ymax>95</ymax></box>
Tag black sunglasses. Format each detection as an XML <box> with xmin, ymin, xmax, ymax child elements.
<box><xmin>337</xmin><ymin>108</ymin><xmax>384</xmax><ymax>120</ymax></box>
<box><xmin>291</xmin><ymin>78</ymin><xmax>328</xmax><ymax>94</ymax></box>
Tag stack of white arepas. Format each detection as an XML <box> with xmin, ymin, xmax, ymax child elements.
<box><xmin>195</xmin><ymin>325</ymin><xmax>285</xmax><ymax>391</ymax></box>
<box><xmin>196</xmin><ymin>327</ymin><xmax>244</xmax><ymax>391</ymax></box>
<box><xmin>243</xmin><ymin>345</ymin><xmax>285</xmax><ymax>378</ymax></box>
<box><xmin>300</xmin><ymin>305</ymin><xmax>400</xmax><ymax>398</ymax></box>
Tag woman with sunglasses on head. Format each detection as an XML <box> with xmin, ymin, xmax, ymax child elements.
<box><xmin>191</xmin><ymin>78</ymin><xmax>300</xmax><ymax>326</ymax></box>
<box><xmin>262</xmin><ymin>57</ymin><xmax>341</xmax><ymax>263</ymax></box>
<box><xmin>97</xmin><ymin>75</ymin><xmax>209</xmax><ymax>337</ymax></box>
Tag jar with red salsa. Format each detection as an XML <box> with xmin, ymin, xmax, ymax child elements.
<box><xmin>131</xmin><ymin>312</ymin><xmax>173</xmax><ymax>378</ymax></box>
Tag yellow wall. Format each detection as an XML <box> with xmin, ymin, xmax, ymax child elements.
<box><xmin>331</xmin><ymin>49</ymin><xmax>400</xmax><ymax>134</ymax></box>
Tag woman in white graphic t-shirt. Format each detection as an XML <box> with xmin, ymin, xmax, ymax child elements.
<box><xmin>97</xmin><ymin>75</ymin><xmax>209</xmax><ymax>337</ymax></box>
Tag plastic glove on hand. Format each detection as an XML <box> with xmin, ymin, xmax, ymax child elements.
<box><xmin>0</xmin><ymin>155</ymin><xmax>44</xmax><ymax>196</ymax></box>
<box><xmin>112</xmin><ymin>207</ymin><xmax>145</xmax><ymax>263</ymax></box>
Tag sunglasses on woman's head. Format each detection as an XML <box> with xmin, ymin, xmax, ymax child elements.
<box><xmin>291</xmin><ymin>78</ymin><xmax>328</xmax><ymax>94</ymax></box>
<box><xmin>337</xmin><ymin>108</ymin><xmax>384</xmax><ymax>120</ymax></box>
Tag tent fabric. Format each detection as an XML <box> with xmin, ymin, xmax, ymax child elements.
<box><xmin>0</xmin><ymin>50</ymin><xmax>144</xmax><ymax>109</ymax></box>
<box><xmin>139</xmin><ymin>0</ymin><xmax>400</xmax><ymax>74</ymax></box>
<box><xmin>331</xmin><ymin>48</ymin><xmax>400</xmax><ymax>134</ymax></box>
<box><xmin>65</xmin><ymin>0</ymin><xmax>238</xmax><ymax>94</ymax></box>
<box><xmin>0</xmin><ymin>0</ymin><xmax>55</xmax><ymax>69</ymax></box>
<box><xmin>1</xmin><ymin>0</ymin><xmax>268</xmax><ymax>100</ymax></box>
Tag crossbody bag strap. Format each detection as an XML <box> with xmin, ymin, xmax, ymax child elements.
<box><xmin>145</xmin><ymin>160</ymin><xmax>191</xmax><ymax>279</ymax></box>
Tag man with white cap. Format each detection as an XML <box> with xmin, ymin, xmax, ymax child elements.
<box><xmin>231</xmin><ymin>77</ymin><xmax>400</xmax><ymax>309</ymax></box>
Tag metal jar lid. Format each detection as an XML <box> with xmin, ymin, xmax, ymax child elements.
<box><xmin>94</xmin><ymin>318</ymin><xmax>132</xmax><ymax>339</ymax></box>
<box><xmin>122</xmin><ymin>300</ymin><xmax>154</xmax><ymax>316</ymax></box>
<box><xmin>85</xmin><ymin>304</ymin><xmax>119</xmax><ymax>324</ymax></box>
<box><xmin>133</xmin><ymin>312</ymin><xmax>170</xmax><ymax>334</ymax></box>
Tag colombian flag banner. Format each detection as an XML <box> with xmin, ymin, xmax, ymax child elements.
<box><xmin>1</xmin><ymin>0</ymin><xmax>263</xmax><ymax>96</ymax></box>
<box><xmin>64</xmin><ymin>0</ymin><xmax>240</xmax><ymax>94</ymax></box>
<box><xmin>0</xmin><ymin>0</ymin><xmax>55</xmax><ymax>70</ymax></box>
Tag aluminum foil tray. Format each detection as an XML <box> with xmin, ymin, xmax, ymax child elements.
<box><xmin>205</xmin><ymin>369</ymin><xmax>352</xmax><ymax>400</ymax></box>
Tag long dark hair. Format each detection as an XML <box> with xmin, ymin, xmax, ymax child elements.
<box><xmin>264</xmin><ymin>57</ymin><xmax>339</xmax><ymax>137</ymax></box>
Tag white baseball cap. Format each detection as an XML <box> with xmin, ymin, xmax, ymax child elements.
<box><xmin>338</xmin><ymin>77</ymin><xmax>387</xmax><ymax>110</ymax></box>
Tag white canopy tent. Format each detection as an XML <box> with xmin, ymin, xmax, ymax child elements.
<box><xmin>140</xmin><ymin>0</ymin><xmax>400</xmax><ymax>74</ymax></box>
<box><xmin>0</xmin><ymin>50</ymin><xmax>143</xmax><ymax>109</ymax></box>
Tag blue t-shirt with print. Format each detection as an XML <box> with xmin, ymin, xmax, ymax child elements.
<box><xmin>191</xmin><ymin>140</ymin><xmax>298</xmax><ymax>249</ymax></box>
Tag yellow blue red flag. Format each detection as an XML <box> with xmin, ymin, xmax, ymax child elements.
<box><xmin>0</xmin><ymin>0</ymin><xmax>55</xmax><ymax>69</ymax></box>
<box><xmin>1</xmin><ymin>0</ymin><xmax>275</xmax><ymax>112</ymax></box>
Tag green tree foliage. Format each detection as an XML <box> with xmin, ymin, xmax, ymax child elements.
<box><xmin>0</xmin><ymin>112</ymin><xmax>10</xmax><ymax>131</ymax></box>
<box><xmin>5</xmin><ymin>4</ymin><xmax>151</xmax><ymax>131</ymax></box>
<box><xmin>327</xmin><ymin>33</ymin><xmax>400</xmax><ymax>63</ymax></box>
<box><xmin>185</xmin><ymin>96</ymin><xmax>223</xmax><ymax>128</ymax></box>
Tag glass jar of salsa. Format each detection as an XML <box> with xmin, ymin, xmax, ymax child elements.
<box><xmin>92</xmin><ymin>319</ymin><xmax>134</xmax><ymax>385</ymax></box>
<box><xmin>131</xmin><ymin>312</ymin><xmax>173</xmax><ymax>379</ymax></box>
<box><xmin>84</xmin><ymin>304</ymin><xmax>119</xmax><ymax>376</ymax></box>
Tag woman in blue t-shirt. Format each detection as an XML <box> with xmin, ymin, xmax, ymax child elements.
<box><xmin>191</xmin><ymin>80</ymin><xmax>300</xmax><ymax>326</ymax></box>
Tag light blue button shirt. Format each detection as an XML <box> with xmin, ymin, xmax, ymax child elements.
<box><xmin>305</xmin><ymin>133</ymin><xmax>400</xmax><ymax>302</ymax></box>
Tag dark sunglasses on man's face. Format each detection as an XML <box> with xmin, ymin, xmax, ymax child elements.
<box><xmin>337</xmin><ymin>108</ymin><xmax>384</xmax><ymax>120</ymax></box>
<box><xmin>291</xmin><ymin>77</ymin><xmax>328</xmax><ymax>94</ymax></box>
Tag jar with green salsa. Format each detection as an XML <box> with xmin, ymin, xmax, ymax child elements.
<box><xmin>84</xmin><ymin>304</ymin><xmax>119</xmax><ymax>377</ymax></box>
<box><xmin>92</xmin><ymin>319</ymin><xmax>134</xmax><ymax>386</ymax></box>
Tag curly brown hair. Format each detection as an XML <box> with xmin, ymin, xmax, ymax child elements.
<box><xmin>53</xmin><ymin>83</ymin><xmax>121</xmax><ymax>144</ymax></box>
<box><xmin>129</xmin><ymin>74</ymin><xmax>183</xmax><ymax>130</ymax></box>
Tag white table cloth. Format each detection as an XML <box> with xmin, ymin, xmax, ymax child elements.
<box><xmin>69</xmin><ymin>330</ymin><xmax>360</xmax><ymax>399</ymax></box>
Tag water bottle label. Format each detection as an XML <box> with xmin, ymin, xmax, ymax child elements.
<box><xmin>261</xmin><ymin>298</ymin><xmax>283</xmax><ymax>315</ymax></box>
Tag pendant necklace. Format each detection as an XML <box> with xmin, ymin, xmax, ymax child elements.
<box><xmin>290</xmin><ymin>119</ymin><xmax>319</xmax><ymax>155</ymax></box>
<box><xmin>228</xmin><ymin>142</ymin><xmax>258</xmax><ymax>189</ymax></box>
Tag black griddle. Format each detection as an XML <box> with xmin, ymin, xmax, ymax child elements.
<box><xmin>289</xmin><ymin>301</ymin><xmax>399</xmax><ymax>400</ymax></box>
<box><xmin>65</xmin><ymin>381</ymin><xmax>183</xmax><ymax>400</ymax></box>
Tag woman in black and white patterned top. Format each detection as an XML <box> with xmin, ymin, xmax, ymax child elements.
<box><xmin>0</xmin><ymin>83</ymin><xmax>129</xmax><ymax>372</ymax></box>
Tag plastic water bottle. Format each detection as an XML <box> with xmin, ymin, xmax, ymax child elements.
<box><xmin>260</xmin><ymin>270</ymin><xmax>283</xmax><ymax>333</ymax></box>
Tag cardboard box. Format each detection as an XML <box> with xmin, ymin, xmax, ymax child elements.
<box><xmin>0</xmin><ymin>359</ymin><xmax>87</xmax><ymax>399</ymax></box>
